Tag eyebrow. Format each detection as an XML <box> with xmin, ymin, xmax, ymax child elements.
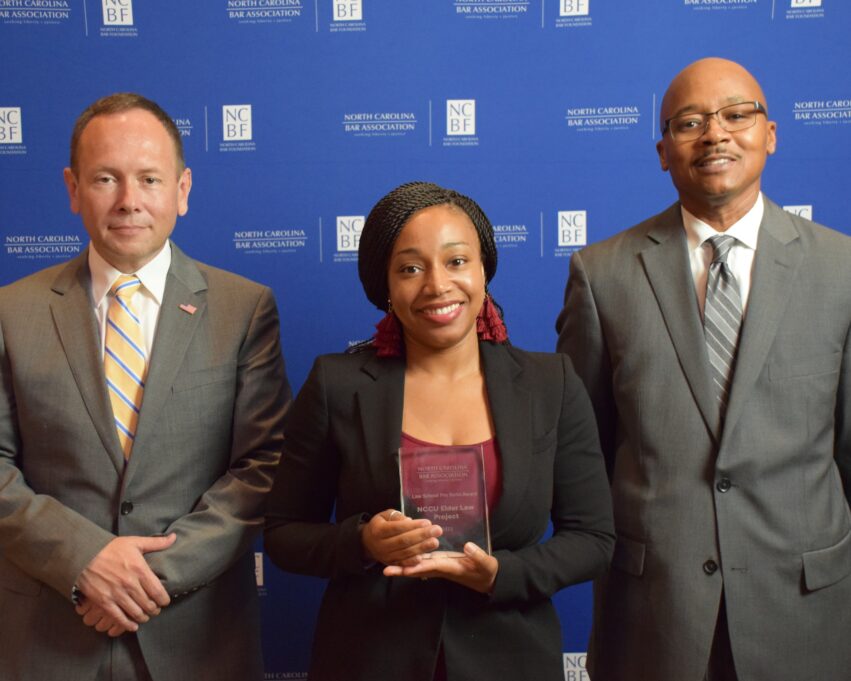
<box><xmin>669</xmin><ymin>95</ymin><xmax>749</xmax><ymax>118</ymax></box>
<box><xmin>392</xmin><ymin>241</ymin><xmax>472</xmax><ymax>257</ymax></box>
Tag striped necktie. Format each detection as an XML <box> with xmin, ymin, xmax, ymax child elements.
<box><xmin>104</xmin><ymin>274</ymin><xmax>147</xmax><ymax>458</ymax></box>
<box><xmin>703</xmin><ymin>235</ymin><xmax>744</xmax><ymax>417</ymax></box>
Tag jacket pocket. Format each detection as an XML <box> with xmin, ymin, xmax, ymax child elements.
<box><xmin>612</xmin><ymin>534</ymin><xmax>646</xmax><ymax>576</ymax></box>
<box><xmin>172</xmin><ymin>362</ymin><xmax>236</xmax><ymax>393</ymax></box>
<box><xmin>802</xmin><ymin>529</ymin><xmax>851</xmax><ymax>592</ymax></box>
<box><xmin>768</xmin><ymin>352</ymin><xmax>840</xmax><ymax>381</ymax></box>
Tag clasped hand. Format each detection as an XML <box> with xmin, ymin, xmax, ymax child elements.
<box><xmin>74</xmin><ymin>533</ymin><xmax>176</xmax><ymax>637</ymax></box>
<box><xmin>362</xmin><ymin>510</ymin><xmax>498</xmax><ymax>594</ymax></box>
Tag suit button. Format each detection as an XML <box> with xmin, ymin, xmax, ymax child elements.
<box><xmin>120</xmin><ymin>501</ymin><xmax>134</xmax><ymax>515</ymax></box>
<box><xmin>716</xmin><ymin>478</ymin><xmax>732</xmax><ymax>493</ymax></box>
<box><xmin>703</xmin><ymin>559</ymin><xmax>718</xmax><ymax>575</ymax></box>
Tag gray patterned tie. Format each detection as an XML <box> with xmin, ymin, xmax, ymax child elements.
<box><xmin>704</xmin><ymin>235</ymin><xmax>743</xmax><ymax>416</ymax></box>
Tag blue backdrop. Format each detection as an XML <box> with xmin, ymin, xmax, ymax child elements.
<box><xmin>2</xmin><ymin>1</ymin><xmax>849</xmax><ymax>678</ymax></box>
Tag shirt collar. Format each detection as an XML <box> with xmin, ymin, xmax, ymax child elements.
<box><xmin>682</xmin><ymin>192</ymin><xmax>764</xmax><ymax>252</ymax></box>
<box><xmin>88</xmin><ymin>241</ymin><xmax>172</xmax><ymax>307</ymax></box>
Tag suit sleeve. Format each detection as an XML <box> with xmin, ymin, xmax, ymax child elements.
<box><xmin>0</xmin><ymin>305</ymin><xmax>114</xmax><ymax>601</ymax></box>
<box><xmin>264</xmin><ymin>357</ymin><xmax>371</xmax><ymax>579</ymax></box>
<box><xmin>490</xmin><ymin>354</ymin><xmax>615</xmax><ymax>605</ymax></box>
<box><xmin>555</xmin><ymin>250</ymin><xmax>618</xmax><ymax>479</ymax></box>
<box><xmin>144</xmin><ymin>287</ymin><xmax>290</xmax><ymax>596</ymax></box>
<box><xmin>836</xmin><ymin>323</ymin><xmax>851</xmax><ymax>507</ymax></box>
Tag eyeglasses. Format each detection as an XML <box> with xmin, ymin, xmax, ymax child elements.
<box><xmin>663</xmin><ymin>101</ymin><xmax>768</xmax><ymax>142</ymax></box>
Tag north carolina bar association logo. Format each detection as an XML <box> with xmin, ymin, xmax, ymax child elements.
<box><xmin>444</xmin><ymin>99</ymin><xmax>478</xmax><ymax>147</ymax></box>
<box><xmin>566</xmin><ymin>104</ymin><xmax>642</xmax><ymax>133</ymax></box>
<box><xmin>101</xmin><ymin>0</ymin><xmax>137</xmax><ymax>37</ymax></box>
<box><xmin>330</xmin><ymin>0</ymin><xmax>365</xmax><ymax>32</ymax></box>
<box><xmin>227</xmin><ymin>0</ymin><xmax>304</xmax><ymax>24</ymax></box>
<box><xmin>683</xmin><ymin>0</ymin><xmax>757</xmax><ymax>10</ymax></box>
<box><xmin>334</xmin><ymin>215</ymin><xmax>364</xmax><ymax>262</ymax></box>
<box><xmin>342</xmin><ymin>111</ymin><xmax>417</xmax><ymax>138</ymax></box>
<box><xmin>220</xmin><ymin>104</ymin><xmax>256</xmax><ymax>152</ymax></box>
<box><xmin>233</xmin><ymin>227</ymin><xmax>309</xmax><ymax>255</ymax></box>
<box><xmin>0</xmin><ymin>107</ymin><xmax>26</xmax><ymax>156</ymax></box>
<box><xmin>0</xmin><ymin>0</ymin><xmax>72</xmax><ymax>25</ymax></box>
<box><xmin>792</xmin><ymin>99</ymin><xmax>851</xmax><ymax>126</ymax></box>
<box><xmin>493</xmin><ymin>223</ymin><xmax>529</xmax><ymax>249</ymax></box>
<box><xmin>554</xmin><ymin>210</ymin><xmax>586</xmax><ymax>257</ymax></box>
<box><xmin>5</xmin><ymin>233</ymin><xmax>83</xmax><ymax>260</ymax></box>
<box><xmin>454</xmin><ymin>0</ymin><xmax>531</xmax><ymax>21</ymax></box>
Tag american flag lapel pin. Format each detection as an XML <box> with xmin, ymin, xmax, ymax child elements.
<box><xmin>179</xmin><ymin>303</ymin><xmax>197</xmax><ymax>315</ymax></box>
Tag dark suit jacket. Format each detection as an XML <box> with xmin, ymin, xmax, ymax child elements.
<box><xmin>264</xmin><ymin>341</ymin><xmax>614</xmax><ymax>681</ymax></box>
<box><xmin>0</xmin><ymin>243</ymin><xmax>290</xmax><ymax>681</ymax></box>
<box><xmin>556</xmin><ymin>199</ymin><xmax>851</xmax><ymax>681</ymax></box>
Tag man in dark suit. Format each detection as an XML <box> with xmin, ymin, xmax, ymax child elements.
<box><xmin>0</xmin><ymin>93</ymin><xmax>291</xmax><ymax>681</ymax></box>
<box><xmin>557</xmin><ymin>58</ymin><xmax>851</xmax><ymax>681</ymax></box>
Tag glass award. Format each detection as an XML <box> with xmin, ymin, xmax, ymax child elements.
<box><xmin>398</xmin><ymin>444</ymin><xmax>491</xmax><ymax>557</ymax></box>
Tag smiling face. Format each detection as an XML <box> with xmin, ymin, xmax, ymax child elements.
<box><xmin>656</xmin><ymin>58</ymin><xmax>776</xmax><ymax>224</ymax></box>
<box><xmin>387</xmin><ymin>204</ymin><xmax>486</xmax><ymax>354</ymax></box>
<box><xmin>63</xmin><ymin>108</ymin><xmax>192</xmax><ymax>273</ymax></box>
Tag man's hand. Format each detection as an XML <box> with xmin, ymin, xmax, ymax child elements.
<box><xmin>75</xmin><ymin>533</ymin><xmax>176</xmax><ymax>633</ymax></box>
<box><xmin>75</xmin><ymin>601</ymin><xmax>136</xmax><ymax>638</ymax></box>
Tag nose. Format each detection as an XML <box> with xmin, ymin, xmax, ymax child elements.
<box><xmin>115</xmin><ymin>180</ymin><xmax>140</xmax><ymax>213</ymax></box>
<box><xmin>424</xmin><ymin>267</ymin><xmax>451</xmax><ymax>295</ymax></box>
<box><xmin>700</xmin><ymin>113</ymin><xmax>730</xmax><ymax>143</ymax></box>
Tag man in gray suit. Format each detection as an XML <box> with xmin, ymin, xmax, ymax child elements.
<box><xmin>557</xmin><ymin>58</ymin><xmax>851</xmax><ymax>681</ymax></box>
<box><xmin>0</xmin><ymin>93</ymin><xmax>291</xmax><ymax>680</ymax></box>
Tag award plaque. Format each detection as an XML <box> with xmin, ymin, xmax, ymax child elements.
<box><xmin>398</xmin><ymin>444</ymin><xmax>491</xmax><ymax>557</ymax></box>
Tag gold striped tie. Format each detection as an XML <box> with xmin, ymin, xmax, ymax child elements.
<box><xmin>104</xmin><ymin>275</ymin><xmax>147</xmax><ymax>459</ymax></box>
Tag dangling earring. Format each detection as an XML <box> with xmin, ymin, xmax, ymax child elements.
<box><xmin>373</xmin><ymin>300</ymin><xmax>404</xmax><ymax>357</ymax></box>
<box><xmin>476</xmin><ymin>291</ymin><xmax>508</xmax><ymax>343</ymax></box>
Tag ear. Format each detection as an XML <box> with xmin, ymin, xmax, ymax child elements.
<box><xmin>765</xmin><ymin>120</ymin><xmax>777</xmax><ymax>156</ymax></box>
<box><xmin>63</xmin><ymin>167</ymin><xmax>81</xmax><ymax>214</ymax></box>
<box><xmin>656</xmin><ymin>139</ymin><xmax>670</xmax><ymax>172</ymax></box>
<box><xmin>177</xmin><ymin>167</ymin><xmax>192</xmax><ymax>216</ymax></box>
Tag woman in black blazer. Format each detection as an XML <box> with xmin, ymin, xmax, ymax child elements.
<box><xmin>264</xmin><ymin>182</ymin><xmax>614</xmax><ymax>681</ymax></box>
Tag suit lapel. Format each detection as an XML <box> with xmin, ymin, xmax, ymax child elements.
<box><xmin>49</xmin><ymin>252</ymin><xmax>126</xmax><ymax>474</ymax></box>
<box><xmin>356</xmin><ymin>353</ymin><xmax>406</xmax><ymax>510</ymax></box>
<box><xmin>481</xmin><ymin>343</ymin><xmax>532</xmax><ymax>545</ymax></box>
<box><xmin>124</xmin><ymin>244</ymin><xmax>208</xmax><ymax>482</ymax></box>
<box><xmin>721</xmin><ymin>200</ymin><xmax>803</xmax><ymax>442</ymax></box>
<box><xmin>639</xmin><ymin>205</ymin><xmax>721</xmax><ymax>442</ymax></box>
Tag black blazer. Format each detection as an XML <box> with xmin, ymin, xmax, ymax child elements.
<box><xmin>265</xmin><ymin>341</ymin><xmax>614</xmax><ymax>681</ymax></box>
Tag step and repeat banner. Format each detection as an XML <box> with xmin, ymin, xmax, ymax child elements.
<box><xmin>2</xmin><ymin>1</ymin><xmax>849</xmax><ymax>678</ymax></box>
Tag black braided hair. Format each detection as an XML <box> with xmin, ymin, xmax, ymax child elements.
<box><xmin>358</xmin><ymin>181</ymin><xmax>498</xmax><ymax>311</ymax></box>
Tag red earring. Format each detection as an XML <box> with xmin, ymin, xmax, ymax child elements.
<box><xmin>476</xmin><ymin>293</ymin><xmax>508</xmax><ymax>343</ymax></box>
<box><xmin>373</xmin><ymin>303</ymin><xmax>404</xmax><ymax>357</ymax></box>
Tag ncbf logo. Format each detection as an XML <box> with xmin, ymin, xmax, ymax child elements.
<box><xmin>102</xmin><ymin>0</ymin><xmax>133</xmax><ymax>25</ymax></box>
<box><xmin>783</xmin><ymin>204</ymin><xmax>813</xmax><ymax>220</ymax></box>
<box><xmin>791</xmin><ymin>0</ymin><xmax>820</xmax><ymax>6</ymax></box>
<box><xmin>447</xmin><ymin>100</ymin><xmax>476</xmax><ymax>136</ymax></box>
<box><xmin>558</xmin><ymin>211</ymin><xmax>587</xmax><ymax>247</ymax></box>
<box><xmin>223</xmin><ymin>105</ymin><xmax>252</xmax><ymax>141</ymax></box>
<box><xmin>0</xmin><ymin>108</ymin><xmax>22</xmax><ymax>144</ymax></box>
<box><xmin>563</xmin><ymin>652</ymin><xmax>588</xmax><ymax>680</ymax></box>
<box><xmin>560</xmin><ymin>0</ymin><xmax>589</xmax><ymax>16</ymax></box>
<box><xmin>254</xmin><ymin>552</ymin><xmax>264</xmax><ymax>587</ymax></box>
<box><xmin>333</xmin><ymin>0</ymin><xmax>362</xmax><ymax>21</ymax></box>
<box><xmin>337</xmin><ymin>216</ymin><xmax>364</xmax><ymax>251</ymax></box>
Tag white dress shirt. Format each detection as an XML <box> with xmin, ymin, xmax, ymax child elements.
<box><xmin>88</xmin><ymin>241</ymin><xmax>172</xmax><ymax>358</ymax></box>
<box><xmin>682</xmin><ymin>193</ymin><xmax>763</xmax><ymax>320</ymax></box>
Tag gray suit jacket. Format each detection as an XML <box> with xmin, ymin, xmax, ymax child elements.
<box><xmin>0</xmin><ymin>243</ymin><xmax>290</xmax><ymax>681</ymax></box>
<box><xmin>556</xmin><ymin>199</ymin><xmax>851</xmax><ymax>681</ymax></box>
